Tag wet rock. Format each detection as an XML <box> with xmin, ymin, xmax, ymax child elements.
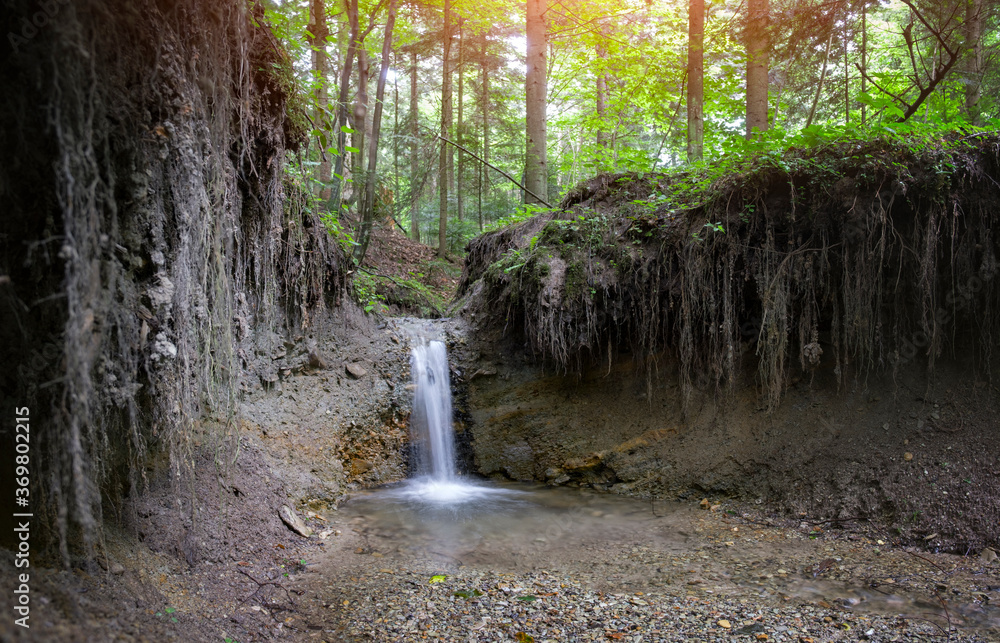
<box><xmin>563</xmin><ymin>454</ymin><xmax>601</xmax><ymax>472</ymax></box>
<box><xmin>279</xmin><ymin>505</ymin><xmax>314</xmax><ymax>538</ymax></box>
<box><xmin>350</xmin><ymin>459</ymin><xmax>373</xmax><ymax>476</ymax></box>
<box><xmin>346</xmin><ymin>363</ymin><xmax>367</xmax><ymax>379</ymax></box>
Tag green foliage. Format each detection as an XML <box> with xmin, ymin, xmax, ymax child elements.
<box><xmin>351</xmin><ymin>272</ymin><xmax>387</xmax><ymax>314</ymax></box>
<box><xmin>484</xmin><ymin>203</ymin><xmax>553</xmax><ymax>233</ymax></box>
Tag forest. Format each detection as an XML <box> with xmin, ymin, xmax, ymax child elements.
<box><xmin>2</xmin><ymin>0</ymin><xmax>1000</xmax><ymax>640</ymax></box>
<box><xmin>262</xmin><ymin>0</ymin><xmax>999</xmax><ymax>262</ymax></box>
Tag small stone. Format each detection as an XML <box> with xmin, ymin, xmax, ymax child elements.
<box><xmin>718</xmin><ymin>619</ymin><xmax>732</xmax><ymax>629</ymax></box>
<box><xmin>278</xmin><ymin>505</ymin><xmax>314</xmax><ymax>537</ymax></box>
<box><xmin>308</xmin><ymin>350</ymin><xmax>328</xmax><ymax>370</ymax></box>
<box><xmin>699</xmin><ymin>498</ymin><xmax>710</xmax><ymax>510</ymax></box>
<box><xmin>903</xmin><ymin>452</ymin><xmax>913</xmax><ymax>461</ymax></box>
<box><xmin>350</xmin><ymin>458</ymin><xmax>373</xmax><ymax>476</ymax></box>
<box><xmin>110</xmin><ymin>562</ymin><xmax>126</xmax><ymax>575</ymax></box>
<box><xmin>981</xmin><ymin>547</ymin><xmax>997</xmax><ymax>565</ymax></box>
<box><xmin>345</xmin><ymin>363</ymin><xmax>367</xmax><ymax>379</ymax></box>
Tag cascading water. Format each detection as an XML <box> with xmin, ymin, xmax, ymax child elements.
<box><xmin>409</xmin><ymin>341</ymin><xmax>457</xmax><ymax>481</ymax></box>
<box><xmin>399</xmin><ymin>339</ymin><xmax>519</xmax><ymax>506</ymax></box>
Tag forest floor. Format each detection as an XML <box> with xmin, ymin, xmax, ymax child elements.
<box><xmin>288</xmin><ymin>490</ymin><xmax>1000</xmax><ymax>642</ymax></box>
<box><xmin>359</xmin><ymin>220</ymin><xmax>463</xmax><ymax>317</ymax></box>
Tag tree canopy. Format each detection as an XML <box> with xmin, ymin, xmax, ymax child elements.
<box><xmin>261</xmin><ymin>0</ymin><xmax>1000</xmax><ymax>259</ymax></box>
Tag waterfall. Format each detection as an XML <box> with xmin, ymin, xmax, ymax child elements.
<box><xmin>409</xmin><ymin>341</ymin><xmax>457</xmax><ymax>480</ymax></box>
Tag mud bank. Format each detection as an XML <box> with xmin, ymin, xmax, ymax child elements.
<box><xmin>456</xmin><ymin>138</ymin><xmax>1000</xmax><ymax>551</ymax></box>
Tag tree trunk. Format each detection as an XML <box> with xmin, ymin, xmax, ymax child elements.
<box><xmin>351</xmin><ymin>47</ymin><xmax>370</xmax><ymax>198</ymax></box>
<box><xmin>861</xmin><ymin>1</ymin><xmax>867</xmax><ymax>125</ymax></box>
<box><xmin>745</xmin><ymin>0</ymin><xmax>769</xmax><ymax>138</ymax></box>
<box><xmin>309</xmin><ymin>0</ymin><xmax>331</xmax><ymax>200</ymax></box>
<box><xmin>805</xmin><ymin>27</ymin><xmax>834</xmax><ymax>128</ymax></box>
<box><xmin>686</xmin><ymin>0</ymin><xmax>704</xmax><ymax>162</ymax></box>
<box><xmin>331</xmin><ymin>0</ymin><xmax>359</xmax><ymax>211</ymax></box>
<box><xmin>480</xmin><ymin>30</ymin><xmax>489</xmax><ymax>232</ymax></box>
<box><xmin>438</xmin><ymin>0</ymin><xmax>453</xmax><ymax>258</ymax></box>
<box><xmin>354</xmin><ymin>0</ymin><xmax>397</xmax><ymax>265</ymax></box>
<box><xmin>963</xmin><ymin>0</ymin><xmax>984</xmax><ymax>124</ymax></box>
<box><xmin>525</xmin><ymin>0</ymin><xmax>548</xmax><ymax>205</ymax></box>
<box><xmin>393</xmin><ymin>48</ymin><xmax>400</xmax><ymax>231</ymax></box>
<box><xmin>410</xmin><ymin>50</ymin><xmax>420</xmax><ymax>242</ymax></box>
<box><xmin>457</xmin><ymin>17</ymin><xmax>465</xmax><ymax>222</ymax></box>
<box><xmin>596</xmin><ymin>34</ymin><xmax>608</xmax><ymax>150</ymax></box>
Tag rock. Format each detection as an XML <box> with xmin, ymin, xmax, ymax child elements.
<box><xmin>699</xmin><ymin>498</ymin><xmax>710</xmax><ymax>510</ymax></box>
<box><xmin>544</xmin><ymin>467</ymin><xmax>563</xmax><ymax>480</ymax></box>
<box><xmin>903</xmin><ymin>452</ymin><xmax>913</xmax><ymax>461</ymax></box>
<box><xmin>981</xmin><ymin>547</ymin><xmax>997</xmax><ymax>565</ymax></box>
<box><xmin>279</xmin><ymin>505</ymin><xmax>313</xmax><ymax>537</ymax></box>
<box><xmin>470</xmin><ymin>367</ymin><xmax>497</xmax><ymax>380</ymax></box>
<box><xmin>110</xmin><ymin>562</ymin><xmax>126</xmax><ymax>575</ymax></box>
<box><xmin>718</xmin><ymin>619</ymin><xmax>731</xmax><ymax>628</ymax></box>
<box><xmin>308</xmin><ymin>349</ymin><xmax>328</xmax><ymax>370</ymax></box>
<box><xmin>563</xmin><ymin>454</ymin><xmax>601</xmax><ymax>471</ymax></box>
<box><xmin>345</xmin><ymin>363</ymin><xmax>367</xmax><ymax>379</ymax></box>
<box><xmin>350</xmin><ymin>458</ymin><xmax>373</xmax><ymax>476</ymax></box>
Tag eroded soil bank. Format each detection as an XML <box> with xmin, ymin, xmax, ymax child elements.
<box><xmin>455</xmin><ymin>136</ymin><xmax>1000</xmax><ymax>553</ymax></box>
<box><xmin>459</xmin><ymin>338</ymin><xmax>1000</xmax><ymax>554</ymax></box>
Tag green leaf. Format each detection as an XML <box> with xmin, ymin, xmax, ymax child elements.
<box><xmin>429</xmin><ymin>574</ymin><xmax>447</xmax><ymax>584</ymax></box>
<box><xmin>516</xmin><ymin>595</ymin><xmax>537</xmax><ymax>602</ymax></box>
<box><xmin>345</xmin><ymin>146</ymin><xmax>361</xmax><ymax>154</ymax></box>
<box><xmin>341</xmin><ymin>125</ymin><xmax>355</xmax><ymax>134</ymax></box>
<box><xmin>165</xmin><ymin>607</ymin><xmax>176</xmax><ymax>614</ymax></box>
<box><xmin>453</xmin><ymin>589</ymin><xmax>483</xmax><ymax>599</ymax></box>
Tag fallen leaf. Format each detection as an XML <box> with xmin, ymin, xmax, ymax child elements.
<box><xmin>514</xmin><ymin>632</ymin><xmax>534</xmax><ymax>642</ymax></box>
<box><xmin>429</xmin><ymin>574</ymin><xmax>447</xmax><ymax>584</ymax></box>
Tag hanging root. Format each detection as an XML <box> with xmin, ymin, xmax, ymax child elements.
<box><xmin>462</xmin><ymin>136</ymin><xmax>1000</xmax><ymax>414</ymax></box>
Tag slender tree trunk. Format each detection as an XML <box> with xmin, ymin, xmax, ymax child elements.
<box><xmin>525</xmin><ymin>0</ymin><xmax>548</xmax><ymax>205</ymax></box>
<box><xmin>480</xmin><ymin>30</ymin><xmax>489</xmax><ymax>232</ymax></box>
<box><xmin>457</xmin><ymin>17</ymin><xmax>465</xmax><ymax>222</ymax></box>
<box><xmin>393</xmin><ymin>49</ymin><xmax>400</xmax><ymax>228</ymax></box>
<box><xmin>410</xmin><ymin>50</ymin><xmax>420</xmax><ymax>242</ymax></box>
<box><xmin>355</xmin><ymin>0</ymin><xmax>397</xmax><ymax>265</ymax></box>
<box><xmin>331</xmin><ymin>0</ymin><xmax>359</xmax><ymax>211</ymax></box>
<box><xmin>963</xmin><ymin>0</ymin><xmax>984</xmax><ymax>124</ymax></box>
<box><xmin>843</xmin><ymin>17</ymin><xmax>849</xmax><ymax>124</ymax></box>
<box><xmin>861</xmin><ymin>2</ymin><xmax>867</xmax><ymax>125</ymax></box>
<box><xmin>309</xmin><ymin>0</ymin><xmax>331</xmax><ymax>200</ymax></box>
<box><xmin>438</xmin><ymin>0</ymin><xmax>453</xmax><ymax>257</ymax></box>
<box><xmin>596</xmin><ymin>35</ymin><xmax>608</xmax><ymax>150</ymax></box>
<box><xmin>351</xmin><ymin>47</ymin><xmax>370</xmax><ymax>196</ymax></box>
<box><xmin>686</xmin><ymin>0</ymin><xmax>704</xmax><ymax>162</ymax></box>
<box><xmin>745</xmin><ymin>0</ymin><xmax>769</xmax><ymax>138</ymax></box>
<box><xmin>805</xmin><ymin>27</ymin><xmax>834</xmax><ymax>128</ymax></box>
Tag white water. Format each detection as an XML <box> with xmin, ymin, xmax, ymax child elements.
<box><xmin>397</xmin><ymin>340</ymin><xmax>520</xmax><ymax>506</ymax></box>
<box><xmin>409</xmin><ymin>341</ymin><xmax>456</xmax><ymax>480</ymax></box>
